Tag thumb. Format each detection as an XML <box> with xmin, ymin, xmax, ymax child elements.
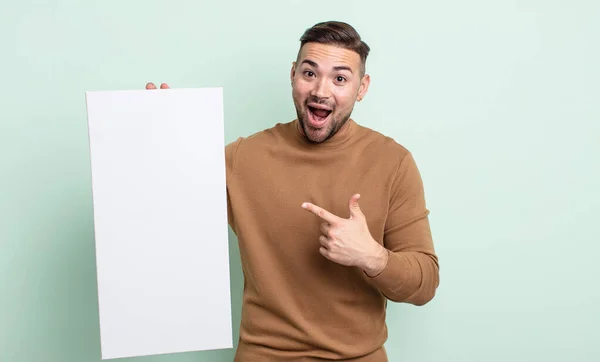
<box><xmin>349</xmin><ymin>194</ymin><xmax>363</xmax><ymax>219</ymax></box>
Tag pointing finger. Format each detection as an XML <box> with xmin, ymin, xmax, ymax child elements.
<box><xmin>160</xmin><ymin>83</ymin><xmax>170</xmax><ymax>89</ymax></box>
<box><xmin>302</xmin><ymin>202</ymin><xmax>339</xmax><ymax>224</ymax></box>
<box><xmin>146</xmin><ymin>82</ymin><xmax>157</xmax><ymax>90</ymax></box>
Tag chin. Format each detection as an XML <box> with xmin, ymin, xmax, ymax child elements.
<box><xmin>295</xmin><ymin>104</ymin><xmax>348</xmax><ymax>143</ymax></box>
<box><xmin>306</xmin><ymin>130</ymin><xmax>331</xmax><ymax>143</ymax></box>
<box><xmin>301</xmin><ymin>119</ymin><xmax>335</xmax><ymax>143</ymax></box>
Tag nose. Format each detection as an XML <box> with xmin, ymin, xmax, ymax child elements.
<box><xmin>311</xmin><ymin>77</ymin><xmax>331</xmax><ymax>100</ymax></box>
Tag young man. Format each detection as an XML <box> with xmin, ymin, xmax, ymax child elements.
<box><xmin>147</xmin><ymin>21</ymin><xmax>439</xmax><ymax>362</ymax></box>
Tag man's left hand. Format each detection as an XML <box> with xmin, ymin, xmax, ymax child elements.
<box><xmin>302</xmin><ymin>194</ymin><xmax>389</xmax><ymax>276</ymax></box>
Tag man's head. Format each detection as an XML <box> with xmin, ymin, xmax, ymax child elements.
<box><xmin>291</xmin><ymin>21</ymin><xmax>371</xmax><ymax>143</ymax></box>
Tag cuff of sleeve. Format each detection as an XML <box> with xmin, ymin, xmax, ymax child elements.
<box><xmin>364</xmin><ymin>250</ymin><xmax>418</xmax><ymax>296</ymax></box>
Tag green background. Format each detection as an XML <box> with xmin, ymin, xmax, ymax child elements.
<box><xmin>1</xmin><ymin>0</ymin><xmax>599</xmax><ymax>361</ymax></box>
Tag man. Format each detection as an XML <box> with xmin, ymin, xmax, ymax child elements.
<box><xmin>147</xmin><ymin>21</ymin><xmax>439</xmax><ymax>362</ymax></box>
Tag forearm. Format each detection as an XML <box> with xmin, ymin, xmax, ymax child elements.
<box><xmin>365</xmin><ymin>249</ymin><xmax>439</xmax><ymax>306</ymax></box>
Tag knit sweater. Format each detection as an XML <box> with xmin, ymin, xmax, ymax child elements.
<box><xmin>225</xmin><ymin>119</ymin><xmax>439</xmax><ymax>361</ymax></box>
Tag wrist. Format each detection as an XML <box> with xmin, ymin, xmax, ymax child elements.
<box><xmin>363</xmin><ymin>243</ymin><xmax>389</xmax><ymax>277</ymax></box>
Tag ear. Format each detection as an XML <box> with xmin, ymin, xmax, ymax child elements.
<box><xmin>357</xmin><ymin>74</ymin><xmax>371</xmax><ymax>102</ymax></box>
<box><xmin>290</xmin><ymin>62</ymin><xmax>297</xmax><ymax>84</ymax></box>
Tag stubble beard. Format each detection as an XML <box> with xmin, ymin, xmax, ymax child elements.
<box><xmin>294</xmin><ymin>98</ymin><xmax>352</xmax><ymax>144</ymax></box>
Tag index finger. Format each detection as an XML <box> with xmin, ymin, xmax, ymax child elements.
<box><xmin>302</xmin><ymin>202</ymin><xmax>339</xmax><ymax>224</ymax></box>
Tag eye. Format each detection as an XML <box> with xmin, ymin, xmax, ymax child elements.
<box><xmin>335</xmin><ymin>76</ymin><xmax>346</xmax><ymax>83</ymax></box>
<box><xmin>304</xmin><ymin>71</ymin><xmax>315</xmax><ymax>77</ymax></box>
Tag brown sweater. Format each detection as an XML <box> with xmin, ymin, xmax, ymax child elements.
<box><xmin>225</xmin><ymin>119</ymin><xmax>439</xmax><ymax>361</ymax></box>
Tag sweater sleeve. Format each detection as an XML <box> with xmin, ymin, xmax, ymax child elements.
<box><xmin>225</xmin><ymin>137</ymin><xmax>243</xmax><ymax>231</ymax></box>
<box><xmin>366</xmin><ymin>151</ymin><xmax>440</xmax><ymax>306</ymax></box>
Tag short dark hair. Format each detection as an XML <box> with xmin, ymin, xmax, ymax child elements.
<box><xmin>297</xmin><ymin>21</ymin><xmax>370</xmax><ymax>75</ymax></box>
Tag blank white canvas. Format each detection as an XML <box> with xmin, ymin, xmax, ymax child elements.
<box><xmin>85</xmin><ymin>88</ymin><xmax>232</xmax><ymax>360</ymax></box>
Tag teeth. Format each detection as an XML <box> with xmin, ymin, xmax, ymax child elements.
<box><xmin>309</xmin><ymin>106</ymin><xmax>331</xmax><ymax>111</ymax></box>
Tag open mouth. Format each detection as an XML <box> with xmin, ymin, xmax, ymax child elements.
<box><xmin>307</xmin><ymin>105</ymin><xmax>332</xmax><ymax>128</ymax></box>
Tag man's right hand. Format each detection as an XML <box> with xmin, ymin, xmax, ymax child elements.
<box><xmin>145</xmin><ymin>82</ymin><xmax>170</xmax><ymax>90</ymax></box>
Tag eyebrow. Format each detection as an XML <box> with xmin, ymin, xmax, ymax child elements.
<box><xmin>301</xmin><ymin>59</ymin><xmax>354</xmax><ymax>74</ymax></box>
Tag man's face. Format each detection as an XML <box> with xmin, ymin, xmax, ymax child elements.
<box><xmin>291</xmin><ymin>43</ymin><xmax>370</xmax><ymax>143</ymax></box>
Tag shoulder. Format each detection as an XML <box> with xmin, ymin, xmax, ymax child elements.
<box><xmin>354</xmin><ymin>122</ymin><xmax>412</xmax><ymax>164</ymax></box>
<box><xmin>354</xmin><ymin>124</ymin><xmax>427</xmax><ymax>197</ymax></box>
<box><xmin>225</xmin><ymin>121</ymin><xmax>292</xmax><ymax>181</ymax></box>
<box><xmin>226</xmin><ymin>121</ymin><xmax>290</xmax><ymax>153</ymax></box>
